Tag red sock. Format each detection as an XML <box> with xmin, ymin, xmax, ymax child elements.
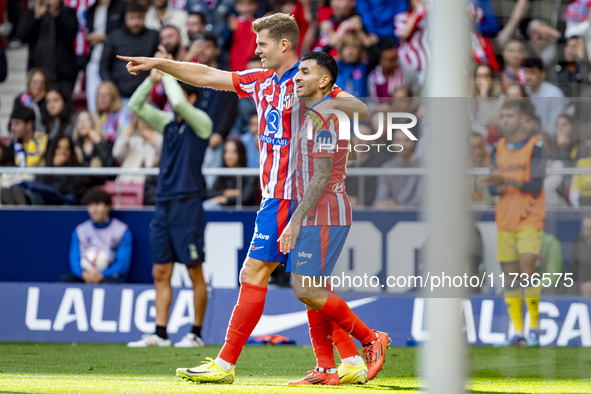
<box><xmin>325</xmin><ymin>285</ymin><xmax>359</xmax><ymax>359</ymax></box>
<box><xmin>307</xmin><ymin>309</ymin><xmax>336</xmax><ymax>370</ymax></box>
<box><xmin>319</xmin><ymin>296</ymin><xmax>375</xmax><ymax>345</ymax></box>
<box><xmin>332</xmin><ymin>324</ymin><xmax>359</xmax><ymax>359</ymax></box>
<box><xmin>219</xmin><ymin>283</ymin><xmax>267</xmax><ymax>365</ymax></box>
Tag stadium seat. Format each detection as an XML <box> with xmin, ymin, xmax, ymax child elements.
<box><xmin>100</xmin><ymin>181</ymin><xmax>145</xmax><ymax>207</ymax></box>
<box><xmin>0</xmin><ymin>136</ymin><xmax>12</xmax><ymax>147</ymax></box>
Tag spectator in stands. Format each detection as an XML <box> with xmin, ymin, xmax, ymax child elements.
<box><xmin>1</xmin><ymin>106</ymin><xmax>47</xmax><ymax>168</ymax></box>
<box><xmin>313</xmin><ymin>0</ymin><xmax>377</xmax><ymax>58</ymax></box>
<box><xmin>524</xmin><ymin>19</ymin><xmax>561</xmax><ymax>68</ymax></box>
<box><xmin>274</xmin><ymin>0</ymin><xmax>310</xmax><ymax>55</ymax></box>
<box><xmin>95</xmin><ymin>81</ymin><xmax>127</xmax><ymax>142</ymax></box>
<box><xmin>150</xmin><ymin>26</ymin><xmax>194</xmax><ymax>109</ymax></box>
<box><xmin>471</xmin><ymin>63</ymin><xmax>503</xmax><ymax>133</ymax></box>
<box><xmin>394</xmin><ymin>0</ymin><xmax>429</xmax><ymax>83</ymax></box>
<box><xmin>194</xmin><ymin>33</ymin><xmax>238</xmax><ymax>189</ymax></box>
<box><xmin>112</xmin><ymin>113</ymin><xmax>163</xmax><ymax>184</ymax></box>
<box><xmin>62</xmin><ymin>189</ymin><xmax>132</xmax><ymax>283</ymax></box>
<box><xmin>335</xmin><ymin>33</ymin><xmax>368</xmax><ymax>98</ymax></box>
<box><xmin>549</xmin><ymin>36</ymin><xmax>590</xmax><ymax>98</ymax></box>
<box><xmin>538</xmin><ymin>232</ymin><xmax>564</xmax><ymax>292</ymax></box>
<box><xmin>18</xmin><ymin>0</ymin><xmax>78</xmax><ymax>94</ymax></box>
<box><xmin>86</xmin><ymin>0</ymin><xmax>127</xmax><ymax>112</ymax></box>
<box><xmin>345</xmin><ymin>123</ymin><xmax>388</xmax><ymax>207</ymax></box>
<box><xmin>356</xmin><ymin>0</ymin><xmax>406</xmax><ymax>43</ymax></box>
<box><xmin>187</xmin><ymin>11</ymin><xmax>206</xmax><ymax>42</ymax></box>
<box><xmin>373</xmin><ymin>128</ymin><xmax>421</xmax><ymax>208</ymax></box>
<box><xmin>43</xmin><ymin>88</ymin><xmax>74</xmax><ymax>144</ymax></box>
<box><xmin>100</xmin><ymin>1</ymin><xmax>160</xmax><ymax>98</ymax></box>
<box><xmin>555</xmin><ymin>115</ymin><xmax>581</xmax><ymax>167</ymax></box>
<box><xmin>204</xmin><ymin>139</ymin><xmax>259</xmax><ymax>208</ymax></box>
<box><xmin>227</xmin><ymin>0</ymin><xmax>257</xmax><ymax>72</ymax></box>
<box><xmin>5</xmin><ymin>0</ymin><xmax>22</xmax><ymax>48</ymax></box>
<box><xmin>569</xmin><ymin>125</ymin><xmax>591</xmax><ymax>208</ymax></box>
<box><xmin>240</xmin><ymin>113</ymin><xmax>259</xmax><ymax>169</ymax></box>
<box><xmin>570</xmin><ymin>213</ymin><xmax>591</xmax><ymax>296</ymax></box>
<box><xmin>467</xmin><ymin>131</ymin><xmax>495</xmax><ymax>207</ymax></box>
<box><xmin>523</xmin><ymin>57</ymin><xmax>566</xmax><ymax>135</ymax></box>
<box><xmin>145</xmin><ymin>0</ymin><xmax>189</xmax><ymax>46</ymax></box>
<box><xmin>501</xmin><ymin>39</ymin><xmax>527</xmax><ymax>86</ymax></box>
<box><xmin>13</xmin><ymin>68</ymin><xmax>50</xmax><ymax>133</ymax></box>
<box><xmin>564</xmin><ymin>0</ymin><xmax>591</xmax><ymax>59</ymax></box>
<box><xmin>184</xmin><ymin>0</ymin><xmax>233</xmax><ymax>41</ymax></box>
<box><xmin>73</xmin><ymin>109</ymin><xmax>115</xmax><ymax>169</ymax></box>
<box><xmin>12</xmin><ymin>136</ymin><xmax>86</xmax><ymax>205</ymax></box>
<box><xmin>160</xmin><ymin>25</ymin><xmax>188</xmax><ymax>62</ymax></box>
<box><xmin>64</xmin><ymin>0</ymin><xmax>93</xmax><ymax>77</ymax></box>
<box><xmin>537</xmin><ymin>127</ymin><xmax>568</xmax><ymax>207</ymax></box>
<box><xmin>0</xmin><ymin>106</ymin><xmax>48</xmax><ymax>204</ymax></box>
<box><xmin>368</xmin><ymin>40</ymin><xmax>419</xmax><ymax>103</ymax></box>
<box><xmin>496</xmin><ymin>0</ymin><xmax>530</xmax><ymax>47</ymax></box>
<box><xmin>505</xmin><ymin>81</ymin><xmax>529</xmax><ymax>98</ymax></box>
<box><xmin>550</xmin><ymin>115</ymin><xmax>580</xmax><ymax>205</ymax></box>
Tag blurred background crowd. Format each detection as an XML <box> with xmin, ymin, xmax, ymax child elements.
<box><xmin>2</xmin><ymin>0</ymin><xmax>591</xmax><ymax>209</ymax></box>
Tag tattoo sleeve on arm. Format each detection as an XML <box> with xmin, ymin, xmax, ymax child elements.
<box><xmin>291</xmin><ymin>157</ymin><xmax>333</xmax><ymax>224</ymax></box>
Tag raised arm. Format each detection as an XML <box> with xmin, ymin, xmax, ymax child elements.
<box><xmin>116</xmin><ymin>55</ymin><xmax>236</xmax><ymax>92</ymax></box>
<box><xmin>161</xmin><ymin>74</ymin><xmax>213</xmax><ymax>140</ymax></box>
<box><xmin>128</xmin><ymin>75</ymin><xmax>173</xmax><ymax>133</ymax></box>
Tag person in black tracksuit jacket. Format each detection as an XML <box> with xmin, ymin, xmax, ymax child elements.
<box><xmin>99</xmin><ymin>1</ymin><xmax>159</xmax><ymax>98</ymax></box>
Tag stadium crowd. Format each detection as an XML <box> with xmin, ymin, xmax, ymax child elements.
<box><xmin>2</xmin><ymin>0</ymin><xmax>591</xmax><ymax>208</ymax></box>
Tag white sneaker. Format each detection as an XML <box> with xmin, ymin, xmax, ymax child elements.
<box><xmin>174</xmin><ymin>333</ymin><xmax>205</xmax><ymax>348</ymax></box>
<box><xmin>127</xmin><ymin>334</ymin><xmax>172</xmax><ymax>347</ymax></box>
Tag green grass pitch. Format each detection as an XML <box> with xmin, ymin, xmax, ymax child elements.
<box><xmin>0</xmin><ymin>343</ymin><xmax>590</xmax><ymax>393</ymax></box>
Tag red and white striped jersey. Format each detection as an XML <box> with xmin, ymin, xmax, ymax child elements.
<box><xmin>394</xmin><ymin>10</ymin><xmax>429</xmax><ymax>72</ymax></box>
<box><xmin>64</xmin><ymin>0</ymin><xmax>92</xmax><ymax>56</ymax></box>
<box><xmin>295</xmin><ymin>108</ymin><xmax>352</xmax><ymax>227</ymax></box>
<box><xmin>232</xmin><ymin>63</ymin><xmax>342</xmax><ymax>200</ymax></box>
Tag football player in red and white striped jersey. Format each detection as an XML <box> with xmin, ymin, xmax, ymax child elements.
<box><xmin>119</xmin><ymin>13</ymin><xmax>370</xmax><ymax>384</ymax></box>
<box><xmin>279</xmin><ymin>51</ymin><xmax>389</xmax><ymax>385</ymax></box>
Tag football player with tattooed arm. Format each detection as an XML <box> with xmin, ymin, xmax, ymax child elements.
<box><xmin>278</xmin><ymin>51</ymin><xmax>390</xmax><ymax>385</ymax></box>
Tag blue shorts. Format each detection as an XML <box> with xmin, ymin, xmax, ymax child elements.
<box><xmin>151</xmin><ymin>199</ymin><xmax>206</xmax><ymax>265</ymax></box>
<box><xmin>287</xmin><ymin>225</ymin><xmax>350</xmax><ymax>276</ymax></box>
<box><xmin>247</xmin><ymin>197</ymin><xmax>293</xmax><ymax>264</ymax></box>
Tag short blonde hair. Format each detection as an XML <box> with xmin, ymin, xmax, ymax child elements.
<box><xmin>252</xmin><ymin>13</ymin><xmax>299</xmax><ymax>52</ymax></box>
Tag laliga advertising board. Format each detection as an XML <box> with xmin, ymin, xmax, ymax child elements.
<box><xmin>0</xmin><ymin>283</ymin><xmax>589</xmax><ymax>347</ymax></box>
<box><xmin>0</xmin><ymin>209</ymin><xmax>589</xmax><ymax>346</ymax></box>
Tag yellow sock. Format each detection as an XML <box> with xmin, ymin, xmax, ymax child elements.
<box><xmin>504</xmin><ymin>288</ymin><xmax>524</xmax><ymax>334</ymax></box>
<box><xmin>524</xmin><ymin>285</ymin><xmax>541</xmax><ymax>330</ymax></box>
